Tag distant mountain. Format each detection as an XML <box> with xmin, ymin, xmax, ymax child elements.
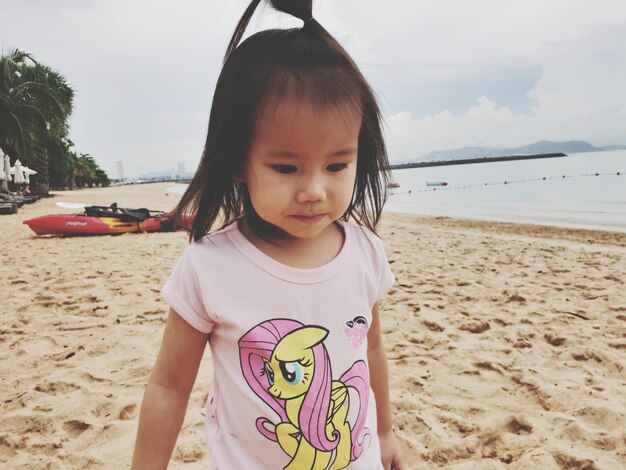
<box><xmin>414</xmin><ymin>140</ymin><xmax>605</xmax><ymax>162</ymax></box>
<box><xmin>514</xmin><ymin>140</ymin><xmax>599</xmax><ymax>155</ymax></box>
<box><xmin>601</xmin><ymin>144</ymin><xmax>626</xmax><ymax>151</ymax></box>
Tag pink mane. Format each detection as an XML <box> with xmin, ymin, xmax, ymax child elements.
<box><xmin>239</xmin><ymin>319</ymin><xmax>371</xmax><ymax>460</ymax></box>
<box><xmin>339</xmin><ymin>360</ymin><xmax>371</xmax><ymax>460</ymax></box>
<box><xmin>239</xmin><ymin>319</ymin><xmax>296</xmax><ymax>440</ymax></box>
<box><xmin>298</xmin><ymin>339</ymin><xmax>338</xmax><ymax>451</ymax></box>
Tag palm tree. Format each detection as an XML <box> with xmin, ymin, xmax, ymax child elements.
<box><xmin>0</xmin><ymin>50</ymin><xmax>42</xmax><ymax>163</ymax></box>
<box><xmin>0</xmin><ymin>49</ymin><xmax>74</xmax><ymax>194</ymax></box>
<box><xmin>94</xmin><ymin>168</ymin><xmax>110</xmax><ymax>187</ymax></box>
<box><xmin>22</xmin><ymin>60</ymin><xmax>74</xmax><ymax>194</ymax></box>
<box><xmin>1</xmin><ymin>49</ymin><xmax>110</xmax><ymax>192</ymax></box>
<box><xmin>46</xmin><ymin>135</ymin><xmax>75</xmax><ymax>189</ymax></box>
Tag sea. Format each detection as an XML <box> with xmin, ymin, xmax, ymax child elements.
<box><xmin>385</xmin><ymin>149</ymin><xmax>626</xmax><ymax>233</ymax></box>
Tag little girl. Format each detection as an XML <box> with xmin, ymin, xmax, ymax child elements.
<box><xmin>132</xmin><ymin>1</ymin><xmax>404</xmax><ymax>468</ymax></box>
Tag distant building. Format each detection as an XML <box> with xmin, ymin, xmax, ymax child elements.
<box><xmin>176</xmin><ymin>162</ymin><xmax>186</xmax><ymax>179</ymax></box>
<box><xmin>116</xmin><ymin>161</ymin><xmax>124</xmax><ymax>181</ymax></box>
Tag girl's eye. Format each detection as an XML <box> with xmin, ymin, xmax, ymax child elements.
<box><xmin>327</xmin><ymin>163</ymin><xmax>348</xmax><ymax>173</ymax></box>
<box><xmin>272</xmin><ymin>164</ymin><xmax>297</xmax><ymax>174</ymax></box>
<box><xmin>279</xmin><ymin>361</ymin><xmax>303</xmax><ymax>385</ymax></box>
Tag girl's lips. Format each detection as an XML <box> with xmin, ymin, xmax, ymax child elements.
<box><xmin>292</xmin><ymin>214</ymin><xmax>326</xmax><ymax>223</ymax></box>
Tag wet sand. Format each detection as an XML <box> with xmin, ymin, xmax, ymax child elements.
<box><xmin>1</xmin><ymin>183</ymin><xmax>624</xmax><ymax>468</ymax></box>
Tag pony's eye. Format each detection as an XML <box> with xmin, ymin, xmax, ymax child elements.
<box><xmin>272</xmin><ymin>164</ymin><xmax>297</xmax><ymax>174</ymax></box>
<box><xmin>279</xmin><ymin>361</ymin><xmax>303</xmax><ymax>385</ymax></box>
<box><xmin>327</xmin><ymin>163</ymin><xmax>348</xmax><ymax>172</ymax></box>
<box><xmin>264</xmin><ymin>362</ymin><xmax>275</xmax><ymax>385</ymax></box>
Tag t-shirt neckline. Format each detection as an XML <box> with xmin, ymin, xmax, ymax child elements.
<box><xmin>224</xmin><ymin>220</ymin><xmax>351</xmax><ymax>284</ymax></box>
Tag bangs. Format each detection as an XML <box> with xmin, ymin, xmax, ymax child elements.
<box><xmin>258</xmin><ymin>67</ymin><xmax>364</xmax><ymax>121</ymax></box>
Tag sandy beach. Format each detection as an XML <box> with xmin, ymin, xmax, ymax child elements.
<box><xmin>1</xmin><ymin>182</ymin><xmax>625</xmax><ymax>469</ymax></box>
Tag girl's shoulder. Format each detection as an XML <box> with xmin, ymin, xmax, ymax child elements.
<box><xmin>340</xmin><ymin>220</ymin><xmax>386</xmax><ymax>256</ymax></box>
<box><xmin>181</xmin><ymin>221</ymin><xmax>240</xmax><ymax>257</ymax></box>
<box><xmin>341</xmin><ymin>221</ymin><xmax>394</xmax><ymax>298</ymax></box>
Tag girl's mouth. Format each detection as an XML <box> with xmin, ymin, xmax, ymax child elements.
<box><xmin>292</xmin><ymin>214</ymin><xmax>326</xmax><ymax>223</ymax></box>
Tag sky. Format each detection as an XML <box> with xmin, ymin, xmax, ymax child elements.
<box><xmin>1</xmin><ymin>0</ymin><xmax>625</xmax><ymax>177</ymax></box>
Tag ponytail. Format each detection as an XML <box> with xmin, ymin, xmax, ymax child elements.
<box><xmin>224</xmin><ymin>0</ymin><xmax>315</xmax><ymax>63</ymax></box>
<box><xmin>267</xmin><ymin>0</ymin><xmax>313</xmax><ymax>22</ymax></box>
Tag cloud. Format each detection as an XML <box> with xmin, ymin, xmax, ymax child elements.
<box><xmin>386</xmin><ymin>97</ymin><xmax>528</xmax><ymax>159</ymax></box>
<box><xmin>383</xmin><ymin>18</ymin><xmax>626</xmax><ymax>161</ymax></box>
<box><xmin>386</xmin><ymin>83</ymin><xmax>626</xmax><ymax>162</ymax></box>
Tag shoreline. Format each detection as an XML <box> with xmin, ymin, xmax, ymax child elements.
<box><xmin>382</xmin><ymin>211</ymin><xmax>626</xmax><ymax>246</ymax></box>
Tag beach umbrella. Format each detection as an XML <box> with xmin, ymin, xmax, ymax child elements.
<box><xmin>1</xmin><ymin>154</ymin><xmax>10</xmax><ymax>192</ymax></box>
<box><xmin>22</xmin><ymin>166</ymin><xmax>37</xmax><ymax>184</ymax></box>
<box><xmin>12</xmin><ymin>159</ymin><xmax>26</xmax><ymax>185</ymax></box>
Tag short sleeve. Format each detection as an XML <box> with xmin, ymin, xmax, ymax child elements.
<box><xmin>162</xmin><ymin>246</ymin><xmax>216</xmax><ymax>334</ymax></box>
<box><xmin>375</xmin><ymin>242</ymin><xmax>395</xmax><ymax>302</ymax></box>
<box><xmin>359</xmin><ymin>226</ymin><xmax>395</xmax><ymax>302</ymax></box>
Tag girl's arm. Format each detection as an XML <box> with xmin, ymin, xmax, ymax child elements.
<box><xmin>132</xmin><ymin>308</ymin><xmax>209</xmax><ymax>469</ymax></box>
<box><xmin>367</xmin><ymin>302</ymin><xmax>405</xmax><ymax>470</ymax></box>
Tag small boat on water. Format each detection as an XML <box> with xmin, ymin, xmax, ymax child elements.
<box><xmin>23</xmin><ymin>203</ymin><xmax>191</xmax><ymax>236</ymax></box>
<box><xmin>426</xmin><ymin>181</ymin><xmax>448</xmax><ymax>187</ymax></box>
<box><xmin>387</xmin><ymin>182</ymin><xmax>400</xmax><ymax>189</ymax></box>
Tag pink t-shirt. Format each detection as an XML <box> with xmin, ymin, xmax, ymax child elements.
<box><xmin>162</xmin><ymin>220</ymin><xmax>394</xmax><ymax>469</ymax></box>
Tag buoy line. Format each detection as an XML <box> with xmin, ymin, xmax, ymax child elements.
<box><xmin>389</xmin><ymin>171</ymin><xmax>623</xmax><ymax>195</ymax></box>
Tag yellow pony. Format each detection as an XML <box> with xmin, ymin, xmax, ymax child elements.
<box><xmin>239</xmin><ymin>319</ymin><xmax>371</xmax><ymax>469</ymax></box>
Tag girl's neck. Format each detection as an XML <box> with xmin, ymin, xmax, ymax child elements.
<box><xmin>238</xmin><ymin>218</ymin><xmax>345</xmax><ymax>269</ymax></box>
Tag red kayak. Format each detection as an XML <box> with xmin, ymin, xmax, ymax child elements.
<box><xmin>23</xmin><ymin>203</ymin><xmax>191</xmax><ymax>236</ymax></box>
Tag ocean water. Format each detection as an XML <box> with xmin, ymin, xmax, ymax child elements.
<box><xmin>385</xmin><ymin>149</ymin><xmax>626</xmax><ymax>233</ymax></box>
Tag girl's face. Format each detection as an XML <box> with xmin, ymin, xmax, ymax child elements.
<box><xmin>241</xmin><ymin>99</ymin><xmax>361</xmax><ymax>240</ymax></box>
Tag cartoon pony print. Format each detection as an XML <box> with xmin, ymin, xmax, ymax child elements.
<box><xmin>239</xmin><ymin>319</ymin><xmax>371</xmax><ymax>470</ymax></box>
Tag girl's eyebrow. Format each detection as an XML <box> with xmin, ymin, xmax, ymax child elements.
<box><xmin>264</xmin><ymin>147</ymin><xmax>357</xmax><ymax>158</ymax></box>
<box><xmin>330</xmin><ymin>147</ymin><xmax>358</xmax><ymax>157</ymax></box>
<box><xmin>264</xmin><ymin>150</ymin><xmax>299</xmax><ymax>158</ymax></box>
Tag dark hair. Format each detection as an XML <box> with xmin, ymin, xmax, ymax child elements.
<box><xmin>173</xmin><ymin>0</ymin><xmax>390</xmax><ymax>241</ymax></box>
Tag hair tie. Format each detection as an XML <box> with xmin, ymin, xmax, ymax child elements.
<box><xmin>303</xmin><ymin>16</ymin><xmax>314</xmax><ymax>25</ymax></box>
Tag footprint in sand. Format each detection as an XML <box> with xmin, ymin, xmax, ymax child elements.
<box><xmin>173</xmin><ymin>443</ymin><xmax>206</xmax><ymax>463</ymax></box>
<box><xmin>459</xmin><ymin>321</ymin><xmax>490</xmax><ymax>334</ymax></box>
<box><xmin>504</xmin><ymin>416</ymin><xmax>533</xmax><ymax>435</ymax></box>
<box><xmin>544</xmin><ymin>332</ymin><xmax>566</xmax><ymax>346</ymax></box>
<box><xmin>33</xmin><ymin>294</ymin><xmax>54</xmax><ymax>302</ymax></box>
<box><xmin>573</xmin><ymin>405</ymin><xmax>622</xmax><ymax>430</ymax></box>
<box><xmin>34</xmin><ymin>380</ymin><xmax>81</xmax><ymax>396</ymax></box>
<box><xmin>2</xmin><ymin>413</ymin><xmax>53</xmax><ymax>435</ymax></box>
<box><xmin>92</xmin><ymin>402</ymin><xmax>115</xmax><ymax>418</ymax></box>
<box><xmin>63</xmin><ymin>420</ymin><xmax>91</xmax><ymax>438</ymax></box>
<box><xmin>422</xmin><ymin>320</ymin><xmax>445</xmax><ymax>332</ymax></box>
<box><xmin>552</xmin><ymin>452</ymin><xmax>596</xmax><ymax>470</ymax></box>
<box><xmin>118</xmin><ymin>404</ymin><xmax>137</xmax><ymax>420</ymax></box>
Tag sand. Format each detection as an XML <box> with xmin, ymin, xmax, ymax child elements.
<box><xmin>1</xmin><ymin>183</ymin><xmax>625</xmax><ymax>469</ymax></box>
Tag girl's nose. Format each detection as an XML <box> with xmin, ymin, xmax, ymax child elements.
<box><xmin>296</xmin><ymin>174</ymin><xmax>326</xmax><ymax>204</ymax></box>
